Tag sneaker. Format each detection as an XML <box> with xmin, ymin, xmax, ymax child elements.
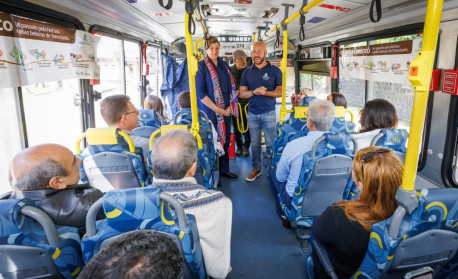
<box><xmin>236</xmin><ymin>148</ymin><xmax>243</xmax><ymax>157</ymax></box>
<box><xmin>246</xmin><ymin>168</ymin><xmax>261</xmax><ymax>182</ymax></box>
<box><xmin>242</xmin><ymin>147</ymin><xmax>250</xmax><ymax>157</ymax></box>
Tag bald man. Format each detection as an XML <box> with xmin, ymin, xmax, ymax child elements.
<box><xmin>239</xmin><ymin>41</ymin><xmax>282</xmax><ymax>182</ymax></box>
<box><xmin>150</xmin><ymin>130</ymin><xmax>232</xmax><ymax>279</ymax></box>
<box><xmin>9</xmin><ymin>144</ymin><xmax>103</xmax><ymax>235</ymax></box>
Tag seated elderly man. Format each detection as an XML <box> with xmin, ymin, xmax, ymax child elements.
<box><xmin>99</xmin><ymin>94</ymin><xmax>149</xmax><ymax>161</ymax></box>
<box><xmin>273</xmin><ymin>99</ymin><xmax>335</xmax><ymax>228</ymax></box>
<box><xmin>150</xmin><ymin>129</ymin><xmax>232</xmax><ymax>279</ymax></box>
<box><xmin>77</xmin><ymin>230</ymin><xmax>183</xmax><ymax>279</ymax></box>
<box><xmin>9</xmin><ymin>144</ymin><xmax>103</xmax><ymax>235</ymax></box>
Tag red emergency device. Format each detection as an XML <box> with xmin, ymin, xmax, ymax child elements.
<box><xmin>429</xmin><ymin>69</ymin><xmax>440</xmax><ymax>91</ymax></box>
<box><xmin>228</xmin><ymin>134</ymin><xmax>236</xmax><ymax>159</ymax></box>
<box><xmin>441</xmin><ymin>69</ymin><xmax>458</xmax><ymax>95</ymax></box>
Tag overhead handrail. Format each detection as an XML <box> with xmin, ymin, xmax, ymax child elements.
<box><xmin>387</xmin><ymin>0</ymin><xmax>444</xmax><ymax>237</ymax></box>
<box><xmin>261</xmin><ymin>0</ymin><xmax>326</xmax><ymax>40</ymax></box>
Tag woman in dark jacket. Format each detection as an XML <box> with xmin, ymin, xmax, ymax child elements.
<box><xmin>195</xmin><ymin>36</ymin><xmax>239</xmax><ymax>178</ymax></box>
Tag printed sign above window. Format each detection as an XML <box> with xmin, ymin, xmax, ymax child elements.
<box><xmin>339</xmin><ymin>39</ymin><xmax>422</xmax><ymax>86</ymax></box>
<box><xmin>0</xmin><ymin>12</ymin><xmax>100</xmax><ymax>89</ymax></box>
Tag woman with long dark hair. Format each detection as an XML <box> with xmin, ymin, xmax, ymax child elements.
<box><xmin>312</xmin><ymin>146</ymin><xmax>403</xmax><ymax>278</ymax></box>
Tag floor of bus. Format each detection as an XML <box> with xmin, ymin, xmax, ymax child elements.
<box><xmin>220</xmin><ymin>156</ymin><xmax>307</xmax><ymax>279</ymax></box>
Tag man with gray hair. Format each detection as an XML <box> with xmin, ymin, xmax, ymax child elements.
<box><xmin>150</xmin><ymin>129</ymin><xmax>232</xmax><ymax>279</ymax></box>
<box><xmin>9</xmin><ymin>144</ymin><xmax>103</xmax><ymax>235</ymax></box>
<box><xmin>273</xmin><ymin>99</ymin><xmax>335</xmax><ymax>227</ymax></box>
<box><xmin>231</xmin><ymin>49</ymin><xmax>251</xmax><ymax>157</ymax></box>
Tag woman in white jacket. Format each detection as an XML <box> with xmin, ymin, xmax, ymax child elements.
<box><xmin>352</xmin><ymin>99</ymin><xmax>398</xmax><ymax>151</ymax></box>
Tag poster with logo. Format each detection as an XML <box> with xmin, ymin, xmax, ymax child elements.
<box><xmin>0</xmin><ymin>12</ymin><xmax>100</xmax><ymax>89</ymax></box>
<box><xmin>270</xmin><ymin>60</ymin><xmax>295</xmax><ymax>101</ymax></box>
<box><xmin>339</xmin><ymin>39</ymin><xmax>422</xmax><ymax>85</ymax></box>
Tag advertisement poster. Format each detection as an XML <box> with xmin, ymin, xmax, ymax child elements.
<box><xmin>0</xmin><ymin>12</ymin><xmax>100</xmax><ymax>89</ymax></box>
<box><xmin>270</xmin><ymin>60</ymin><xmax>295</xmax><ymax>100</ymax></box>
<box><xmin>339</xmin><ymin>39</ymin><xmax>422</xmax><ymax>85</ymax></box>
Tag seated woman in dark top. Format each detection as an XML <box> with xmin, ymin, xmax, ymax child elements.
<box><xmin>311</xmin><ymin>146</ymin><xmax>403</xmax><ymax>278</ymax></box>
<box><xmin>327</xmin><ymin>92</ymin><xmax>347</xmax><ymax>108</ymax></box>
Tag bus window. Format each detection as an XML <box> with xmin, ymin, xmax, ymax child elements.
<box><xmin>94</xmin><ymin>36</ymin><xmax>124</xmax><ymax>127</ymax></box>
<box><xmin>124</xmin><ymin>41</ymin><xmax>141</xmax><ymax>107</ymax></box>
<box><xmin>22</xmin><ymin>79</ymin><xmax>83</xmax><ymax>151</ymax></box>
<box><xmin>299</xmin><ymin>73</ymin><xmax>331</xmax><ymax>98</ymax></box>
<box><xmin>146</xmin><ymin>46</ymin><xmax>161</xmax><ymax>97</ymax></box>
<box><xmin>0</xmin><ymin>87</ymin><xmax>23</xmax><ymax>194</ymax></box>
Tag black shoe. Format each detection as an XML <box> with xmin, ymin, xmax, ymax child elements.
<box><xmin>280</xmin><ymin>215</ymin><xmax>292</xmax><ymax>229</ymax></box>
<box><xmin>242</xmin><ymin>147</ymin><xmax>250</xmax><ymax>157</ymax></box>
<box><xmin>236</xmin><ymin>148</ymin><xmax>243</xmax><ymax>157</ymax></box>
<box><xmin>220</xmin><ymin>172</ymin><xmax>238</xmax><ymax>179</ymax></box>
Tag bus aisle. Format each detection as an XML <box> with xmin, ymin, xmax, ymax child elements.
<box><xmin>220</xmin><ymin>155</ymin><xmax>307</xmax><ymax>278</ymax></box>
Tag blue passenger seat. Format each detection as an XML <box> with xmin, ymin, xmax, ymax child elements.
<box><xmin>137</xmin><ymin>109</ymin><xmax>163</xmax><ymax>129</ymax></box>
<box><xmin>76</xmin><ymin>127</ymin><xmax>150</xmax><ymax>192</ymax></box>
<box><xmin>309</xmin><ymin>188</ymin><xmax>458</xmax><ymax>278</ymax></box>
<box><xmin>81</xmin><ymin>187</ymin><xmax>206</xmax><ymax>279</ymax></box>
<box><xmin>279</xmin><ymin>132</ymin><xmax>358</xmax><ymax>238</ymax></box>
<box><xmin>174</xmin><ymin>109</ymin><xmax>218</xmax><ymax>189</ymax></box>
<box><xmin>371</xmin><ymin>129</ymin><xmax>408</xmax><ymax>163</ymax></box>
<box><xmin>0</xmin><ymin>199</ymin><xmax>84</xmax><ymax>279</ymax></box>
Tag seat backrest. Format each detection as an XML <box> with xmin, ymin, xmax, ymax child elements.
<box><xmin>371</xmin><ymin>129</ymin><xmax>408</xmax><ymax>163</ymax></box>
<box><xmin>77</xmin><ymin>127</ymin><xmax>150</xmax><ymax>192</ymax></box>
<box><xmin>0</xmin><ymin>199</ymin><xmax>83</xmax><ymax>279</ymax></box>
<box><xmin>354</xmin><ymin>188</ymin><xmax>458</xmax><ymax>278</ymax></box>
<box><xmin>280</xmin><ymin>132</ymin><xmax>357</xmax><ymax>223</ymax></box>
<box><xmin>132</xmin><ymin>126</ymin><xmax>158</xmax><ymax>139</ymax></box>
<box><xmin>174</xmin><ymin>109</ymin><xmax>216</xmax><ymax>189</ymax></box>
<box><xmin>82</xmin><ymin>187</ymin><xmax>206</xmax><ymax>279</ymax></box>
<box><xmin>138</xmin><ymin>109</ymin><xmax>162</xmax><ymax>128</ymax></box>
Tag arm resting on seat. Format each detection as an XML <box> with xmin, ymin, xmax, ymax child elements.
<box><xmin>311</xmin><ymin>238</ymin><xmax>338</xmax><ymax>279</ymax></box>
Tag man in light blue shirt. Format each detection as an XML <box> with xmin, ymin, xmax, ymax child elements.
<box><xmin>273</xmin><ymin>99</ymin><xmax>335</xmax><ymax>225</ymax></box>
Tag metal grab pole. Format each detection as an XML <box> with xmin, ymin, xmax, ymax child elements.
<box><xmin>279</xmin><ymin>29</ymin><xmax>289</xmax><ymax>125</ymax></box>
<box><xmin>403</xmin><ymin>0</ymin><xmax>443</xmax><ymax>192</ymax></box>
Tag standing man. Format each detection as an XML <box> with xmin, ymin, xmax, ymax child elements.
<box><xmin>239</xmin><ymin>41</ymin><xmax>282</xmax><ymax>181</ymax></box>
<box><xmin>231</xmin><ymin>49</ymin><xmax>250</xmax><ymax>157</ymax></box>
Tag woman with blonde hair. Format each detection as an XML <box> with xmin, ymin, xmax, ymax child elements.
<box><xmin>291</xmin><ymin>88</ymin><xmax>314</xmax><ymax>107</ymax></box>
<box><xmin>144</xmin><ymin>95</ymin><xmax>170</xmax><ymax>124</ymax></box>
<box><xmin>311</xmin><ymin>146</ymin><xmax>403</xmax><ymax>278</ymax></box>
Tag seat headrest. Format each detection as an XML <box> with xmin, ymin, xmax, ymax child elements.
<box><xmin>313</xmin><ymin>132</ymin><xmax>354</xmax><ymax>157</ymax></box>
<box><xmin>374</xmin><ymin>129</ymin><xmax>408</xmax><ymax>152</ymax></box>
<box><xmin>86</xmin><ymin>127</ymin><xmax>120</xmax><ymax>145</ymax></box>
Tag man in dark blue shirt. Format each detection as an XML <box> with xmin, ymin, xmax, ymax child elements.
<box><xmin>239</xmin><ymin>41</ymin><xmax>282</xmax><ymax>181</ymax></box>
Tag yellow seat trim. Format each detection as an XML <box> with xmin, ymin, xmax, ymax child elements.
<box><xmin>161</xmin><ymin>125</ymin><xmax>188</xmax><ymax>134</ymax></box>
<box><xmin>425</xmin><ymin>201</ymin><xmax>448</xmax><ymax>220</ymax></box>
<box><xmin>370</xmin><ymin>232</ymin><xmax>383</xmax><ymax>249</ymax></box>
<box><xmin>52</xmin><ymin>248</ymin><xmax>61</xmax><ymax>259</ymax></box>
<box><xmin>294</xmin><ymin>106</ymin><xmax>308</xmax><ymax>119</ymax></box>
<box><xmin>71</xmin><ymin>267</ymin><xmax>81</xmax><ymax>277</ymax></box>
<box><xmin>161</xmin><ymin>201</ymin><xmax>175</xmax><ymax>225</ymax></box>
<box><xmin>106</xmin><ymin>208</ymin><xmax>122</xmax><ymax>219</ymax></box>
<box><xmin>179</xmin><ymin>231</ymin><xmax>185</xmax><ymax>239</ymax></box>
<box><xmin>86</xmin><ymin>127</ymin><xmax>119</xmax><ymax>145</ymax></box>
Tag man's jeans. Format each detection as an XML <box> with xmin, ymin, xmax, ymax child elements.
<box><xmin>248</xmin><ymin>110</ymin><xmax>276</xmax><ymax>170</ymax></box>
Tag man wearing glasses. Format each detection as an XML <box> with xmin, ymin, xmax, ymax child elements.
<box><xmin>99</xmin><ymin>95</ymin><xmax>150</xmax><ymax>161</ymax></box>
<box><xmin>273</xmin><ymin>99</ymin><xmax>335</xmax><ymax>227</ymax></box>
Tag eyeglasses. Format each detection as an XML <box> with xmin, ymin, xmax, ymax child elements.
<box><xmin>124</xmin><ymin>110</ymin><xmax>138</xmax><ymax>116</ymax></box>
<box><xmin>360</xmin><ymin>147</ymin><xmax>393</xmax><ymax>163</ymax></box>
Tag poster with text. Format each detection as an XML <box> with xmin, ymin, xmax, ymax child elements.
<box><xmin>339</xmin><ymin>39</ymin><xmax>422</xmax><ymax>86</ymax></box>
<box><xmin>0</xmin><ymin>12</ymin><xmax>100</xmax><ymax>89</ymax></box>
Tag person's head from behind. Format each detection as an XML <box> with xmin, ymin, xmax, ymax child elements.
<box><xmin>233</xmin><ymin>49</ymin><xmax>247</xmax><ymax>70</ymax></box>
<box><xmin>343</xmin><ymin>146</ymin><xmax>403</xmax><ymax>231</ymax></box>
<box><xmin>100</xmin><ymin>95</ymin><xmax>139</xmax><ymax>131</ymax></box>
<box><xmin>77</xmin><ymin>230</ymin><xmax>183</xmax><ymax>279</ymax></box>
<box><xmin>151</xmin><ymin>130</ymin><xmax>197</xmax><ymax>180</ymax></box>
<box><xmin>328</xmin><ymin>92</ymin><xmax>347</xmax><ymax>108</ymax></box>
<box><xmin>144</xmin><ymin>95</ymin><xmax>165</xmax><ymax>116</ymax></box>
<box><xmin>307</xmin><ymin>99</ymin><xmax>335</xmax><ymax>132</ymax></box>
<box><xmin>359</xmin><ymin>99</ymin><xmax>398</xmax><ymax>133</ymax></box>
<box><xmin>177</xmin><ymin>91</ymin><xmax>191</xmax><ymax>109</ymax></box>
<box><xmin>205</xmin><ymin>36</ymin><xmax>220</xmax><ymax>61</ymax></box>
<box><xmin>299</xmin><ymin>88</ymin><xmax>314</xmax><ymax>98</ymax></box>
<box><xmin>9</xmin><ymin>144</ymin><xmax>81</xmax><ymax>191</ymax></box>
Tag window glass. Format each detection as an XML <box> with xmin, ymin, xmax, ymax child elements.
<box><xmin>22</xmin><ymin>80</ymin><xmax>83</xmax><ymax>152</ymax></box>
<box><xmin>0</xmin><ymin>87</ymin><xmax>23</xmax><ymax>194</ymax></box>
<box><xmin>94</xmin><ymin>36</ymin><xmax>124</xmax><ymax>127</ymax></box>
<box><xmin>299</xmin><ymin>72</ymin><xmax>331</xmax><ymax>99</ymax></box>
<box><xmin>146</xmin><ymin>46</ymin><xmax>159</xmax><ymax>97</ymax></box>
<box><xmin>124</xmin><ymin>41</ymin><xmax>141</xmax><ymax>107</ymax></box>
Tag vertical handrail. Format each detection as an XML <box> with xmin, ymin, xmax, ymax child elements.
<box><xmin>404</xmin><ymin>0</ymin><xmax>443</xmax><ymax>192</ymax></box>
<box><xmin>279</xmin><ymin>29</ymin><xmax>289</xmax><ymax>125</ymax></box>
<box><xmin>185</xmin><ymin>0</ymin><xmax>200</xmax><ymax>138</ymax></box>
<box><xmin>194</xmin><ymin>37</ymin><xmax>204</xmax><ymax>57</ymax></box>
